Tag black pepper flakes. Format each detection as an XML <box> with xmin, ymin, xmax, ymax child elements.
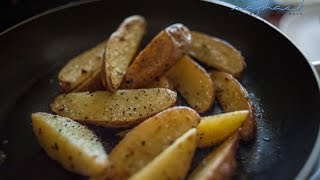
<box><xmin>52</xmin><ymin>142</ymin><xmax>59</xmax><ymax>151</ymax></box>
<box><xmin>58</xmin><ymin>108</ymin><xmax>65</xmax><ymax>112</ymax></box>
<box><xmin>38</xmin><ymin>128</ymin><xmax>42</xmax><ymax>135</ymax></box>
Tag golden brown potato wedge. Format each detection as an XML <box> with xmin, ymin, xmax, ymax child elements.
<box><xmin>167</xmin><ymin>55</ymin><xmax>215</xmax><ymax>113</ymax></box>
<box><xmin>210</xmin><ymin>71</ymin><xmax>256</xmax><ymax>141</ymax></box>
<box><xmin>91</xmin><ymin>106</ymin><xmax>200</xmax><ymax>180</ymax></box>
<box><xmin>31</xmin><ymin>112</ymin><xmax>108</xmax><ymax>176</ymax></box>
<box><xmin>197</xmin><ymin>110</ymin><xmax>248</xmax><ymax>147</ymax></box>
<box><xmin>102</xmin><ymin>15</ymin><xmax>146</xmax><ymax>92</ymax></box>
<box><xmin>58</xmin><ymin>40</ymin><xmax>106</xmax><ymax>92</ymax></box>
<box><xmin>129</xmin><ymin>128</ymin><xmax>197</xmax><ymax>180</ymax></box>
<box><xmin>51</xmin><ymin>88</ymin><xmax>177</xmax><ymax>128</ymax></box>
<box><xmin>121</xmin><ymin>23</ymin><xmax>191</xmax><ymax>89</ymax></box>
<box><xmin>72</xmin><ymin>70</ymin><xmax>104</xmax><ymax>92</ymax></box>
<box><xmin>145</xmin><ymin>76</ymin><xmax>174</xmax><ymax>89</ymax></box>
<box><xmin>191</xmin><ymin>31</ymin><xmax>246</xmax><ymax>78</ymax></box>
<box><xmin>188</xmin><ymin>133</ymin><xmax>239</xmax><ymax>180</ymax></box>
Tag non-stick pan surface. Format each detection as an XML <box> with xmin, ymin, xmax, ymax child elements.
<box><xmin>0</xmin><ymin>0</ymin><xmax>319</xmax><ymax>179</ymax></box>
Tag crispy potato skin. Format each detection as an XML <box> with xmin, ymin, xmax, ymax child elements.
<box><xmin>188</xmin><ymin>133</ymin><xmax>239</xmax><ymax>180</ymax></box>
<box><xmin>121</xmin><ymin>23</ymin><xmax>191</xmax><ymax>89</ymax></box>
<box><xmin>31</xmin><ymin>112</ymin><xmax>108</xmax><ymax>176</ymax></box>
<box><xmin>210</xmin><ymin>71</ymin><xmax>256</xmax><ymax>141</ymax></box>
<box><xmin>59</xmin><ymin>40</ymin><xmax>106</xmax><ymax>92</ymax></box>
<box><xmin>51</xmin><ymin>89</ymin><xmax>177</xmax><ymax>128</ymax></box>
<box><xmin>197</xmin><ymin>110</ymin><xmax>248</xmax><ymax>147</ymax></box>
<box><xmin>167</xmin><ymin>55</ymin><xmax>215</xmax><ymax>113</ymax></box>
<box><xmin>102</xmin><ymin>15</ymin><xmax>146</xmax><ymax>92</ymax></box>
<box><xmin>129</xmin><ymin>129</ymin><xmax>197</xmax><ymax>180</ymax></box>
<box><xmin>190</xmin><ymin>31</ymin><xmax>246</xmax><ymax>78</ymax></box>
<box><xmin>91</xmin><ymin>107</ymin><xmax>200</xmax><ymax>180</ymax></box>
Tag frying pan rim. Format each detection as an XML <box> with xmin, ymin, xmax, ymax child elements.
<box><xmin>0</xmin><ymin>0</ymin><xmax>319</xmax><ymax>179</ymax></box>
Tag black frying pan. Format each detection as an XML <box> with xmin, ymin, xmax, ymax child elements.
<box><xmin>0</xmin><ymin>0</ymin><xmax>319</xmax><ymax>179</ymax></box>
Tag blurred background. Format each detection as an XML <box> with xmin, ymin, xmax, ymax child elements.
<box><xmin>0</xmin><ymin>0</ymin><xmax>319</xmax><ymax>61</ymax></box>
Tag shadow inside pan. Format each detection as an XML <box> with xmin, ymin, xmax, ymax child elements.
<box><xmin>0</xmin><ymin>0</ymin><xmax>319</xmax><ymax>179</ymax></box>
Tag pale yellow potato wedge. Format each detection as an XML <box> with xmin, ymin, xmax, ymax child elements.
<box><xmin>191</xmin><ymin>31</ymin><xmax>246</xmax><ymax>78</ymax></box>
<box><xmin>51</xmin><ymin>88</ymin><xmax>176</xmax><ymax>128</ymax></box>
<box><xmin>58</xmin><ymin>40</ymin><xmax>106</xmax><ymax>92</ymax></box>
<box><xmin>102</xmin><ymin>15</ymin><xmax>146</xmax><ymax>92</ymax></box>
<box><xmin>210</xmin><ymin>71</ymin><xmax>256</xmax><ymax>141</ymax></box>
<box><xmin>129</xmin><ymin>128</ymin><xmax>197</xmax><ymax>180</ymax></box>
<box><xmin>197</xmin><ymin>110</ymin><xmax>248</xmax><ymax>147</ymax></box>
<box><xmin>189</xmin><ymin>133</ymin><xmax>239</xmax><ymax>180</ymax></box>
<box><xmin>31</xmin><ymin>112</ymin><xmax>108</xmax><ymax>176</ymax></box>
<box><xmin>145</xmin><ymin>76</ymin><xmax>174</xmax><ymax>89</ymax></box>
<box><xmin>121</xmin><ymin>23</ymin><xmax>191</xmax><ymax>89</ymax></box>
<box><xmin>91</xmin><ymin>106</ymin><xmax>200</xmax><ymax>180</ymax></box>
<box><xmin>167</xmin><ymin>55</ymin><xmax>215</xmax><ymax>113</ymax></box>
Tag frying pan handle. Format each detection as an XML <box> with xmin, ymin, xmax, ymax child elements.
<box><xmin>312</xmin><ymin>61</ymin><xmax>320</xmax><ymax>76</ymax></box>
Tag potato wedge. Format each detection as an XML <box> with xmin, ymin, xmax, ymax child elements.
<box><xmin>145</xmin><ymin>76</ymin><xmax>174</xmax><ymax>89</ymax></box>
<box><xmin>51</xmin><ymin>88</ymin><xmax>176</xmax><ymax>128</ymax></box>
<box><xmin>190</xmin><ymin>31</ymin><xmax>246</xmax><ymax>78</ymax></box>
<box><xmin>121</xmin><ymin>23</ymin><xmax>191</xmax><ymax>89</ymax></box>
<box><xmin>210</xmin><ymin>71</ymin><xmax>256</xmax><ymax>141</ymax></box>
<box><xmin>72</xmin><ymin>70</ymin><xmax>104</xmax><ymax>92</ymax></box>
<box><xmin>102</xmin><ymin>15</ymin><xmax>146</xmax><ymax>92</ymax></box>
<box><xmin>58</xmin><ymin>40</ymin><xmax>106</xmax><ymax>92</ymax></box>
<box><xmin>31</xmin><ymin>112</ymin><xmax>108</xmax><ymax>176</ymax></box>
<box><xmin>129</xmin><ymin>128</ymin><xmax>197</xmax><ymax>180</ymax></box>
<box><xmin>197</xmin><ymin>110</ymin><xmax>248</xmax><ymax>147</ymax></box>
<box><xmin>91</xmin><ymin>106</ymin><xmax>200</xmax><ymax>180</ymax></box>
<box><xmin>167</xmin><ymin>55</ymin><xmax>215</xmax><ymax>113</ymax></box>
<box><xmin>189</xmin><ymin>133</ymin><xmax>239</xmax><ymax>180</ymax></box>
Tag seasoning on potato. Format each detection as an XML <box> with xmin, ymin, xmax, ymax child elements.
<box><xmin>50</xmin><ymin>88</ymin><xmax>177</xmax><ymax>128</ymax></box>
<box><xmin>167</xmin><ymin>55</ymin><xmax>215</xmax><ymax>113</ymax></box>
<box><xmin>129</xmin><ymin>128</ymin><xmax>197</xmax><ymax>180</ymax></box>
<box><xmin>191</xmin><ymin>31</ymin><xmax>246</xmax><ymax>78</ymax></box>
<box><xmin>31</xmin><ymin>112</ymin><xmax>108</xmax><ymax>176</ymax></box>
<box><xmin>58</xmin><ymin>39</ymin><xmax>106</xmax><ymax>92</ymax></box>
<box><xmin>189</xmin><ymin>132</ymin><xmax>239</xmax><ymax>180</ymax></box>
<box><xmin>91</xmin><ymin>106</ymin><xmax>200</xmax><ymax>180</ymax></box>
<box><xmin>210</xmin><ymin>71</ymin><xmax>256</xmax><ymax>141</ymax></box>
<box><xmin>121</xmin><ymin>23</ymin><xmax>191</xmax><ymax>89</ymax></box>
<box><xmin>102</xmin><ymin>15</ymin><xmax>146</xmax><ymax>92</ymax></box>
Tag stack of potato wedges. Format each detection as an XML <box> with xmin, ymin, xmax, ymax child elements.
<box><xmin>31</xmin><ymin>15</ymin><xmax>257</xmax><ymax>180</ymax></box>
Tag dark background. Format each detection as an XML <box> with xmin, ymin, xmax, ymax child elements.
<box><xmin>0</xmin><ymin>0</ymin><xmax>78</xmax><ymax>32</ymax></box>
